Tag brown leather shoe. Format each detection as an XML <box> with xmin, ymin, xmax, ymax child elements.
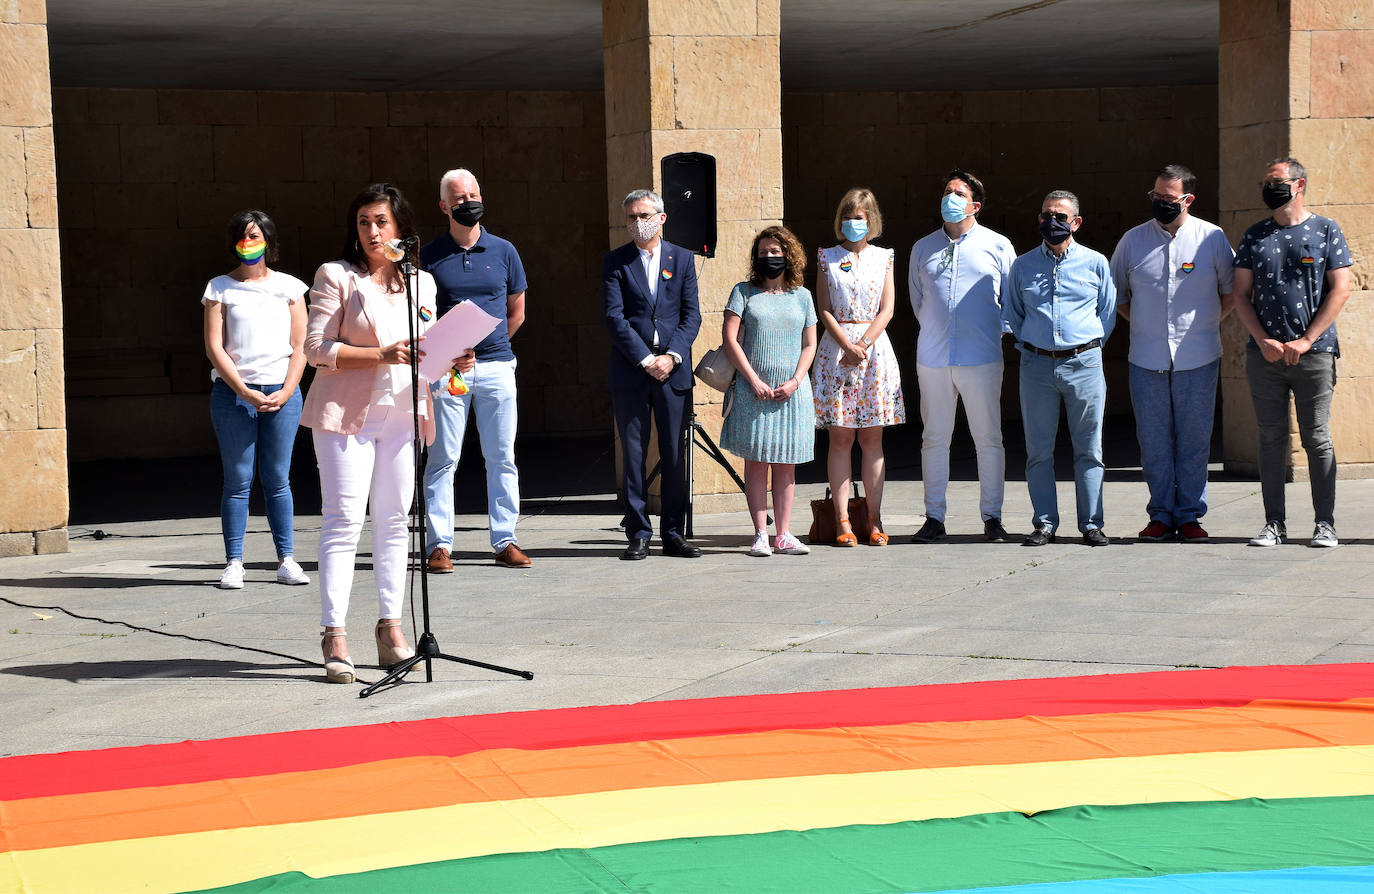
<box><xmin>426</xmin><ymin>547</ymin><xmax>453</xmax><ymax>574</ymax></box>
<box><xmin>494</xmin><ymin>543</ymin><xmax>532</xmax><ymax>568</ymax></box>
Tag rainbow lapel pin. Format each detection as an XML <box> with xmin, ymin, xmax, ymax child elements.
<box><xmin>839</xmin><ymin>259</ymin><xmax>853</xmax><ymax>273</ymax></box>
<box><xmin>418</xmin><ymin>306</ymin><xmax>433</xmax><ymax>322</ymax></box>
<box><xmin>661</xmin><ymin>269</ymin><xmax>674</xmax><ymax>281</ymax></box>
<box><xmin>1181</xmin><ymin>262</ymin><xmax>1195</xmax><ymax>274</ymax></box>
<box><xmin>1301</xmin><ymin>256</ymin><xmax>1315</xmax><ymax>266</ymax></box>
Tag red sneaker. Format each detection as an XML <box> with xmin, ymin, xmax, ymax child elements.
<box><xmin>1137</xmin><ymin>521</ymin><xmax>1173</xmax><ymax>541</ymax></box>
<box><xmin>1178</xmin><ymin>522</ymin><xmax>1210</xmax><ymax>543</ymax></box>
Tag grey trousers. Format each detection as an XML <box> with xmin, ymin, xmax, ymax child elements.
<box><xmin>1245</xmin><ymin>342</ymin><xmax>1337</xmax><ymax>525</ymax></box>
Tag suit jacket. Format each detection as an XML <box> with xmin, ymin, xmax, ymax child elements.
<box><xmin>300</xmin><ymin>260</ymin><xmax>437</xmax><ymax>443</ymax></box>
<box><xmin>602</xmin><ymin>239</ymin><xmax>702</xmax><ymax>392</ymax></box>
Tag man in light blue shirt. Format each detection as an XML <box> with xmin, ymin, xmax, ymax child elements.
<box><xmin>909</xmin><ymin>170</ymin><xmax>1017</xmax><ymax>543</ymax></box>
<box><xmin>1111</xmin><ymin>164</ymin><xmax>1234</xmax><ymax>545</ymax></box>
<box><xmin>1004</xmin><ymin>190</ymin><xmax>1116</xmax><ymax>546</ymax></box>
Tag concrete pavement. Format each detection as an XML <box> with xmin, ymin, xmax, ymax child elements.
<box><xmin>4</xmin><ymin>471</ymin><xmax>1373</xmax><ymax>759</ymax></box>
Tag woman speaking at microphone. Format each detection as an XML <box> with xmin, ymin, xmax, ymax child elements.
<box><xmin>301</xmin><ymin>183</ymin><xmax>438</xmax><ymax>684</ymax></box>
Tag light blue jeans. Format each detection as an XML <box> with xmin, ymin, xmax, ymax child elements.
<box><xmin>208</xmin><ymin>380</ymin><xmax>302</xmax><ymax>561</ymax></box>
<box><xmin>423</xmin><ymin>358</ymin><xmax>520</xmax><ymax>551</ymax></box>
<box><xmin>1129</xmin><ymin>359</ymin><xmax>1218</xmax><ymax>527</ymax></box>
<box><xmin>1019</xmin><ymin>348</ymin><xmax>1106</xmax><ymax>534</ymax></box>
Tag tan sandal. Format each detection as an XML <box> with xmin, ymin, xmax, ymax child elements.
<box><xmin>376</xmin><ymin>619</ymin><xmax>416</xmax><ymax>668</ymax></box>
<box><xmin>321</xmin><ymin>629</ymin><xmax>355</xmax><ymax>684</ymax></box>
<box><xmin>835</xmin><ymin>519</ymin><xmax>858</xmax><ymax>547</ymax></box>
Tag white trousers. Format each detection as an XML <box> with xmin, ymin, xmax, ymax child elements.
<box><xmin>313</xmin><ymin>408</ymin><xmax>416</xmax><ymax>628</ymax></box>
<box><xmin>917</xmin><ymin>361</ymin><xmax>1005</xmax><ymax>523</ymax></box>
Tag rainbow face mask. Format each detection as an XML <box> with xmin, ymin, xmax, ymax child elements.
<box><xmin>236</xmin><ymin>237</ymin><xmax>267</xmax><ymax>265</ymax></box>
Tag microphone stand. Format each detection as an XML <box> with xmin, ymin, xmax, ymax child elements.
<box><xmin>360</xmin><ymin>244</ymin><xmax>533</xmax><ymax>697</ymax></box>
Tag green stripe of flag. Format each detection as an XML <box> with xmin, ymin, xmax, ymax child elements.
<box><xmin>188</xmin><ymin>795</ymin><xmax>1374</xmax><ymax>894</ymax></box>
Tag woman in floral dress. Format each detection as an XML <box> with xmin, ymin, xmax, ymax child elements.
<box><xmin>813</xmin><ymin>188</ymin><xmax>905</xmax><ymax>546</ymax></box>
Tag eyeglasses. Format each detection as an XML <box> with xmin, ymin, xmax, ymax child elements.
<box><xmin>1147</xmin><ymin>191</ymin><xmax>1191</xmax><ymax>203</ymax></box>
<box><xmin>1038</xmin><ymin>211</ymin><xmax>1073</xmax><ymax>223</ymax></box>
<box><xmin>1260</xmin><ymin>178</ymin><xmax>1296</xmax><ymax>188</ymax></box>
<box><xmin>627</xmin><ymin>212</ymin><xmax>658</xmax><ymax>221</ymax></box>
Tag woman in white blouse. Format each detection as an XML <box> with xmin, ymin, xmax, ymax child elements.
<box><xmin>300</xmin><ymin>184</ymin><xmax>440</xmax><ymax>684</ymax></box>
<box><xmin>202</xmin><ymin>210</ymin><xmax>309</xmax><ymax>591</ymax></box>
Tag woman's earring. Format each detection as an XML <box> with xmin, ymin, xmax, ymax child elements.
<box><xmin>353</xmin><ymin>238</ymin><xmax>360</xmax><ymax>253</ymax></box>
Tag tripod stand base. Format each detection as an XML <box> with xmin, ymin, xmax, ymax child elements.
<box><xmin>359</xmin><ymin>632</ymin><xmax>533</xmax><ymax>698</ymax></box>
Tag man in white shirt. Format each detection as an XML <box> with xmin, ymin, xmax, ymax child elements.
<box><xmin>1110</xmin><ymin>164</ymin><xmax>1234</xmax><ymax>543</ymax></box>
<box><xmin>908</xmin><ymin>170</ymin><xmax>1017</xmax><ymax>543</ymax></box>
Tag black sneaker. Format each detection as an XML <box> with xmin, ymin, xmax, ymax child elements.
<box><xmin>984</xmin><ymin>518</ymin><xmax>1009</xmax><ymax>542</ymax></box>
<box><xmin>911</xmin><ymin>518</ymin><xmax>946</xmax><ymax>543</ymax></box>
<box><xmin>1082</xmin><ymin>529</ymin><xmax>1109</xmax><ymax>547</ymax></box>
<box><xmin>1023</xmin><ymin>525</ymin><xmax>1055</xmax><ymax>546</ymax></box>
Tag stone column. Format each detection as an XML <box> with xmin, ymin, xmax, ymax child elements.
<box><xmin>602</xmin><ymin>0</ymin><xmax>782</xmax><ymax>513</ymax></box>
<box><xmin>1218</xmin><ymin>0</ymin><xmax>1374</xmax><ymax>478</ymax></box>
<box><xmin>0</xmin><ymin>0</ymin><xmax>67</xmax><ymax>555</ymax></box>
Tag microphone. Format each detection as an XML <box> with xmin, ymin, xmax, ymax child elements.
<box><xmin>383</xmin><ymin>236</ymin><xmax>420</xmax><ymax>262</ymax></box>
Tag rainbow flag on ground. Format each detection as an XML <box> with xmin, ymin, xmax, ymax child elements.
<box><xmin>4</xmin><ymin>663</ymin><xmax>1374</xmax><ymax>892</ymax></box>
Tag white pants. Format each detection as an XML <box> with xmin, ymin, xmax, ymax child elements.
<box><xmin>313</xmin><ymin>408</ymin><xmax>416</xmax><ymax>628</ymax></box>
<box><xmin>917</xmin><ymin>362</ymin><xmax>1005</xmax><ymax>523</ymax></box>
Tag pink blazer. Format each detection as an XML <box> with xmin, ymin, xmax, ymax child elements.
<box><xmin>300</xmin><ymin>260</ymin><xmax>438</xmax><ymax>443</ymax></box>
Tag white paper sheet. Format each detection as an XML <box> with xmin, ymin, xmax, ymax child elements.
<box><xmin>417</xmin><ymin>300</ymin><xmax>503</xmax><ymax>382</ymax></box>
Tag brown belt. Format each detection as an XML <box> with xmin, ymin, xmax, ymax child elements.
<box><xmin>1025</xmin><ymin>338</ymin><xmax>1101</xmax><ymax>358</ymax></box>
<box><xmin>837</xmin><ymin>319</ymin><xmax>874</xmax><ymax>324</ymax></box>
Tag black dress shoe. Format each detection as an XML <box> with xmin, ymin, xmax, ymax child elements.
<box><xmin>620</xmin><ymin>538</ymin><xmax>650</xmax><ymax>561</ymax></box>
<box><xmin>984</xmin><ymin>518</ymin><xmax>1009</xmax><ymax>542</ymax></box>
<box><xmin>911</xmin><ymin>518</ymin><xmax>946</xmax><ymax>543</ymax></box>
<box><xmin>662</xmin><ymin>532</ymin><xmax>702</xmax><ymax>558</ymax></box>
<box><xmin>1023</xmin><ymin>525</ymin><xmax>1055</xmax><ymax>547</ymax></box>
<box><xmin>1082</xmin><ymin>529</ymin><xmax>1110</xmax><ymax>547</ymax></box>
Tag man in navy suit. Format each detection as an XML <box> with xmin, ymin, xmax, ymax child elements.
<box><xmin>603</xmin><ymin>188</ymin><xmax>703</xmax><ymax>560</ymax></box>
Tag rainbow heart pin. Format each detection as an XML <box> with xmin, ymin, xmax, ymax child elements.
<box><xmin>1180</xmin><ymin>262</ymin><xmax>1195</xmax><ymax>274</ymax></box>
<box><xmin>661</xmin><ymin>269</ymin><xmax>673</xmax><ymax>280</ymax></box>
<box><xmin>839</xmin><ymin>259</ymin><xmax>853</xmax><ymax>272</ymax></box>
<box><xmin>418</xmin><ymin>306</ymin><xmax>433</xmax><ymax>322</ymax></box>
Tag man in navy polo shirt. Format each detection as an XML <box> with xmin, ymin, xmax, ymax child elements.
<box><xmin>421</xmin><ymin>168</ymin><xmax>531</xmax><ymax>570</ymax></box>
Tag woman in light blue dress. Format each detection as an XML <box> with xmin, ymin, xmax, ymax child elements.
<box><xmin>720</xmin><ymin>225</ymin><xmax>818</xmax><ymax>557</ymax></box>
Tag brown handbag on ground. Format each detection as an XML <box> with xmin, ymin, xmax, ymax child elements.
<box><xmin>808</xmin><ymin>483</ymin><xmax>871</xmax><ymax>543</ymax></box>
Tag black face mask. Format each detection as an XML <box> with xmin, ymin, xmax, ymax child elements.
<box><xmin>1151</xmin><ymin>198</ymin><xmax>1183</xmax><ymax>225</ymax></box>
<box><xmin>753</xmin><ymin>255</ymin><xmax>787</xmax><ymax>280</ymax></box>
<box><xmin>1261</xmin><ymin>182</ymin><xmax>1293</xmax><ymax>210</ymax></box>
<box><xmin>1038</xmin><ymin>217</ymin><xmax>1074</xmax><ymax>246</ymax></box>
<box><xmin>451</xmin><ymin>201</ymin><xmax>484</xmax><ymax>227</ymax></box>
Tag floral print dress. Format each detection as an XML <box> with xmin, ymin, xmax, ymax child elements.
<box><xmin>812</xmin><ymin>244</ymin><xmax>905</xmax><ymax>428</ymax></box>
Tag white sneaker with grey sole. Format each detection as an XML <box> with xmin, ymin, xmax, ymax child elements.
<box><xmin>277</xmin><ymin>557</ymin><xmax>311</xmax><ymax>584</ymax></box>
<box><xmin>1248</xmin><ymin>521</ymin><xmax>1287</xmax><ymax>547</ymax></box>
<box><xmin>1311</xmin><ymin>522</ymin><xmax>1339</xmax><ymax>548</ymax></box>
<box><xmin>747</xmin><ymin>532</ymin><xmax>772</xmax><ymax>557</ymax></box>
<box><xmin>218</xmin><ymin>562</ymin><xmax>245</xmax><ymax>589</ymax></box>
<box><xmin>774</xmin><ymin>532</ymin><xmax>810</xmax><ymax>555</ymax></box>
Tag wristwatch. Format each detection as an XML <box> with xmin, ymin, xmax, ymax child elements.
<box><xmin>859</xmin><ymin>335</ymin><xmax>872</xmax><ymax>349</ymax></box>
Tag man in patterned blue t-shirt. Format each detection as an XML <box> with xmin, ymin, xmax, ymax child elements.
<box><xmin>1232</xmin><ymin>157</ymin><xmax>1354</xmax><ymax>548</ymax></box>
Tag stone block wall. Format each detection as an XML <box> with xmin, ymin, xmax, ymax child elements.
<box><xmin>781</xmin><ymin>85</ymin><xmax>1221</xmax><ymax>420</ymax></box>
<box><xmin>0</xmin><ymin>0</ymin><xmax>67</xmax><ymax>555</ymax></box>
<box><xmin>50</xmin><ymin>88</ymin><xmax>610</xmax><ymax>461</ymax></box>
<box><xmin>1218</xmin><ymin>0</ymin><xmax>1373</xmax><ymax>477</ymax></box>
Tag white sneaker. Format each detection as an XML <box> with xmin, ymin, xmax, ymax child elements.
<box><xmin>1311</xmin><ymin>522</ymin><xmax>1339</xmax><ymax>548</ymax></box>
<box><xmin>277</xmin><ymin>557</ymin><xmax>310</xmax><ymax>585</ymax></box>
<box><xmin>1248</xmin><ymin>521</ymin><xmax>1287</xmax><ymax>547</ymax></box>
<box><xmin>747</xmin><ymin>531</ymin><xmax>772</xmax><ymax>557</ymax></box>
<box><xmin>218</xmin><ymin>561</ymin><xmax>245</xmax><ymax>589</ymax></box>
<box><xmin>774</xmin><ymin>532</ymin><xmax>810</xmax><ymax>555</ymax></box>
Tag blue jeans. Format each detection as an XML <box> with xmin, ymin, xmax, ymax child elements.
<box><xmin>208</xmin><ymin>380</ymin><xmax>302</xmax><ymax>561</ymax></box>
<box><xmin>1129</xmin><ymin>359</ymin><xmax>1218</xmax><ymax>527</ymax></box>
<box><xmin>1019</xmin><ymin>348</ymin><xmax>1106</xmax><ymax>534</ymax></box>
<box><xmin>424</xmin><ymin>358</ymin><xmax>520</xmax><ymax>551</ymax></box>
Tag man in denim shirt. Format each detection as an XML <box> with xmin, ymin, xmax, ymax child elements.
<box><xmin>1004</xmin><ymin>190</ymin><xmax>1116</xmax><ymax>546</ymax></box>
<box><xmin>1111</xmin><ymin>164</ymin><xmax>1235</xmax><ymax>544</ymax></box>
<box><xmin>909</xmin><ymin>170</ymin><xmax>1017</xmax><ymax>544</ymax></box>
<box><xmin>1232</xmin><ymin>157</ymin><xmax>1354</xmax><ymax>549</ymax></box>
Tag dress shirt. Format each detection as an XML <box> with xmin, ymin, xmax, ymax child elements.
<box><xmin>1111</xmin><ymin>216</ymin><xmax>1234</xmax><ymax>372</ymax></box>
<box><xmin>909</xmin><ymin>222</ymin><xmax>1017</xmax><ymax>367</ymax></box>
<box><xmin>636</xmin><ymin>242</ymin><xmax>680</xmax><ymax>366</ymax></box>
<box><xmin>1004</xmin><ymin>240</ymin><xmax>1116</xmax><ymax>352</ymax></box>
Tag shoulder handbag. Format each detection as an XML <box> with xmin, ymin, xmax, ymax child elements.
<box><xmin>808</xmin><ymin>483</ymin><xmax>871</xmax><ymax>543</ymax></box>
<box><xmin>693</xmin><ymin>286</ymin><xmax>752</xmax><ymax>392</ymax></box>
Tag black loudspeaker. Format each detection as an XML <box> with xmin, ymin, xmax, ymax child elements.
<box><xmin>661</xmin><ymin>152</ymin><xmax>716</xmax><ymax>257</ymax></box>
